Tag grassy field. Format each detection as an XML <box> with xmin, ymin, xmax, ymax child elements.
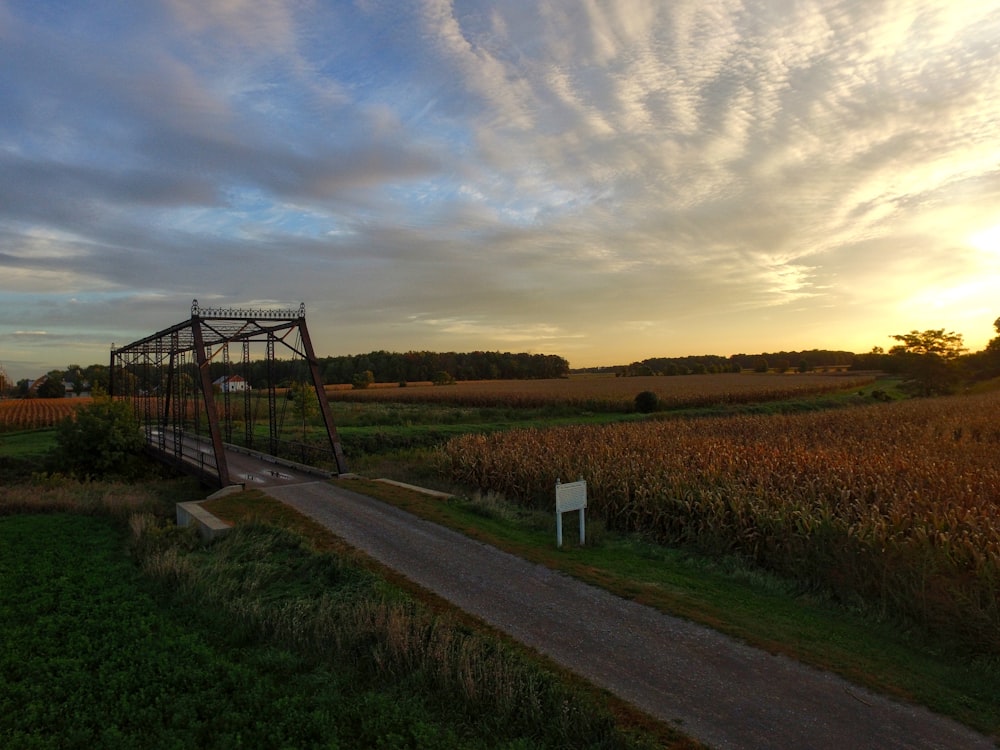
<box><xmin>4</xmin><ymin>374</ymin><xmax>997</xmax><ymax>743</ymax></box>
<box><xmin>0</xmin><ymin>485</ymin><xmax>681</xmax><ymax>749</ymax></box>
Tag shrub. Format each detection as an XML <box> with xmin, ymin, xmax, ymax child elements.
<box><xmin>52</xmin><ymin>395</ymin><xmax>146</xmax><ymax>478</ymax></box>
<box><xmin>634</xmin><ymin>391</ymin><xmax>659</xmax><ymax>413</ymax></box>
<box><xmin>432</xmin><ymin>371</ymin><xmax>456</xmax><ymax>386</ymax></box>
<box><xmin>352</xmin><ymin>370</ymin><xmax>375</xmax><ymax>389</ymax></box>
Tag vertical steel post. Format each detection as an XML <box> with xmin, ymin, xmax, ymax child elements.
<box><xmin>243</xmin><ymin>340</ymin><xmax>253</xmax><ymax>448</ymax></box>
<box><xmin>267</xmin><ymin>333</ymin><xmax>277</xmax><ymax>456</ymax></box>
<box><xmin>191</xmin><ymin>314</ymin><xmax>231</xmax><ymax>487</ymax></box>
<box><xmin>222</xmin><ymin>341</ymin><xmax>232</xmax><ymax>443</ymax></box>
<box><xmin>297</xmin><ymin>316</ymin><xmax>348</xmax><ymax>474</ymax></box>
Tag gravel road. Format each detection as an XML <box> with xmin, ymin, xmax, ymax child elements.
<box><xmin>263</xmin><ymin>480</ymin><xmax>995</xmax><ymax>750</ymax></box>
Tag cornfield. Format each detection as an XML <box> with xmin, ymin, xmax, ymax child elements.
<box><xmin>0</xmin><ymin>398</ymin><xmax>88</xmax><ymax>431</ymax></box>
<box><xmin>442</xmin><ymin>391</ymin><xmax>1000</xmax><ymax>652</ymax></box>
<box><xmin>328</xmin><ymin>372</ymin><xmax>874</xmax><ymax>411</ymax></box>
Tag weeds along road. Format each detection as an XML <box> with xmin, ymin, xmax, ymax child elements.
<box><xmin>263</xmin><ymin>480</ymin><xmax>994</xmax><ymax>750</ymax></box>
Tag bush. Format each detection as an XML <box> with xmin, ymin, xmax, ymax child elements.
<box><xmin>634</xmin><ymin>391</ymin><xmax>659</xmax><ymax>413</ymax></box>
<box><xmin>352</xmin><ymin>370</ymin><xmax>374</xmax><ymax>389</ymax></box>
<box><xmin>53</xmin><ymin>395</ymin><xmax>146</xmax><ymax>478</ymax></box>
<box><xmin>432</xmin><ymin>371</ymin><xmax>456</xmax><ymax>386</ymax></box>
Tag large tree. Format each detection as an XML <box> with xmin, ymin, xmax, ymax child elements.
<box><xmin>965</xmin><ymin>316</ymin><xmax>1000</xmax><ymax>381</ymax></box>
<box><xmin>889</xmin><ymin>328</ymin><xmax>966</xmax><ymax>396</ymax></box>
<box><xmin>35</xmin><ymin>370</ymin><xmax>67</xmax><ymax>398</ymax></box>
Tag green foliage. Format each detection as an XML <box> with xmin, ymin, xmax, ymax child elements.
<box><xmin>322</xmin><ymin>350</ymin><xmax>570</xmax><ymax>384</ymax></box>
<box><xmin>1</xmin><ymin>509</ymin><xmax>660</xmax><ymax>750</ymax></box>
<box><xmin>35</xmin><ymin>371</ymin><xmax>66</xmax><ymax>398</ymax></box>
<box><xmin>52</xmin><ymin>395</ymin><xmax>146</xmax><ymax>478</ymax></box>
<box><xmin>0</xmin><ymin>515</ymin><xmax>451</xmax><ymax>749</ymax></box>
<box><xmin>633</xmin><ymin>390</ymin><xmax>659</xmax><ymax>413</ymax></box>
<box><xmin>432</xmin><ymin>370</ymin><xmax>456</xmax><ymax>385</ymax></box>
<box><xmin>0</xmin><ymin>429</ymin><xmax>57</xmax><ymax>483</ymax></box>
<box><xmin>889</xmin><ymin>328</ymin><xmax>966</xmax><ymax>396</ymax></box>
<box><xmin>286</xmin><ymin>380</ymin><xmax>319</xmax><ymax>423</ymax></box>
<box><xmin>889</xmin><ymin>329</ymin><xmax>966</xmax><ymax>359</ymax></box>
<box><xmin>351</xmin><ymin>369</ymin><xmax>374</xmax><ymax>389</ymax></box>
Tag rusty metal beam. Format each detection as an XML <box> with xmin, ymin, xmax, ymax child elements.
<box><xmin>112</xmin><ymin>300</ymin><xmax>346</xmax><ymax>486</ymax></box>
<box><xmin>191</xmin><ymin>315</ymin><xmax>231</xmax><ymax>487</ymax></box>
<box><xmin>297</xmin><ymin>315</ymin><xmax>348</xmax><ymax>474</ymax></box>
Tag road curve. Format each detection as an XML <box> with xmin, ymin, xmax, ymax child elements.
<box><xmin>263</xmin><ymin>480</ymin><xmax>994</xmax><ymax>750</ymax></box>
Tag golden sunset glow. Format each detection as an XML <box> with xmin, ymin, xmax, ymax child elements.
<box><xmin>2</xmin><ymin>1</ymin><xmax>1000</xmax><ymax>379</ymax></box>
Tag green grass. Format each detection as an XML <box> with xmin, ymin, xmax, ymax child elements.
<box><xmin>0</xmin><ymin>428</ymin><xmax>57</xmax><ymax>458</ymax></box>
<box><xmin>13</xmin><ymin>379</ymin><xmax>994</xmax><ymax>741</ymax></box>
<box><xmin>0</xmin><ymin>497</ymin><xmax>684</xmax><ymax>750</ymax></box>
<box><xmin>0</xmin><ymin>429</ymin><xmax>57</xmax><ymax>482</ymax></box>
<box><xmin>333</xmin><ymin>477</ymin><xmax>1000</xmax><ymax>739</ymax></box>
<box><xmin>1</xmin><ymin>514</ymin><xmax>409</xmax><ymax>750</ymax></box>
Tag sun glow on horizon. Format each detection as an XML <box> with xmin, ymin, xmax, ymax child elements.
<box><xmin>969</xmin><ymin>223</ymin><xmax>1000</xmax><ymax>255</ymax></box>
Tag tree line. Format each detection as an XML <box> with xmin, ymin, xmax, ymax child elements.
<box><xmin>577</xmin><ymin>350</ymin><xmax>857</xmax><ymax>377</ymax></box>
<box><xmin>318</xmin><ymin>350</ymin><xmax>569</xmax><ymax>384</ymax></box>
<box><xmin>11</xmin><ymin>351</ymin><xmax>571</xmax><ymax>398</ymax></box>
<box><xmin>14</xmin><ymin>316</ymin><xmax>1000</xmax><ymax>399</ymax></box>
<box><xmin>226</xmin><ymin>350</ymin><xmax>569</xmax><ymax>386</ymax></box>
<box><xmin>577</xmin><ymin>315</ymin><xmax>1000</xmax><ymax>397</ymax></box>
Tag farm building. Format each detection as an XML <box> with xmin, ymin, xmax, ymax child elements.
<box><xmin>213</xmin><ymin>374</ymin><xmax>250</xmax><ymax>393</ymax></box>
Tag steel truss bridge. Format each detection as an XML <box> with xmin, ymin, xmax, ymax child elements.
<box><xmin>111</xmin><ymin>300</ymin><xmax>348</xmax><ymax>487</ymax></box>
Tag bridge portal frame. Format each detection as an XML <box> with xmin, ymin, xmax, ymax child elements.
<box><xmin>111</xmin><ymin>300</ymin><xmax>348</xmax><ymax>487</ymax></box>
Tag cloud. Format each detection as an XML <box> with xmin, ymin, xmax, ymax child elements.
<box><xmin>1</xmin><ymin>0</ymin><xmax>999</xmax><ymax>380</ymax></box>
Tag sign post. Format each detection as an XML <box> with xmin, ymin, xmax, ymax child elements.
<box><xmin>555</xmin><ymin>477</ymin><xmax>587</xmax><ymax>547</ymax></box>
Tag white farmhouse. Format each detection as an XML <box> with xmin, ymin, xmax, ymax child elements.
<box><xmin>213</xmin><ymin>375</ymin><xmax>250</xmax><ymax>393</ymax></box>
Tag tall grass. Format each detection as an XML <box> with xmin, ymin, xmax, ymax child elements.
<box><xmin>2</xmin><ymin>476</ymin><xmax>673</xmax><ymax>748</ymax></box>
<box><xmin>129</xmin><ymin>517</ymin><xmax>667</xmax><ymax>748</ymax></box>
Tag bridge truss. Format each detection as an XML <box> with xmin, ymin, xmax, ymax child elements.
<box><xmin>110</xmin><ymin>300</ymin><xmax>348</xmax><ymax>487</ymax></box>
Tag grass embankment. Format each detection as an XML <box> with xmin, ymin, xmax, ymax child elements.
<box><xmin>0</xmin><ymin>475</ymin><xmax>684</xmax><ymax>750</ymax></box>
<box><xmin>326</xmin><ymin>477</ymin><xmax>1000</xmax><ymax>739</ymax></box>
<box><xmin>2</xmin><ymin>513</ymin><xmax>390</xmax><ymax>749</ymax></box>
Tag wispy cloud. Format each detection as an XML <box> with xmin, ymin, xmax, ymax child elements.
<box><xmin>1</xmin><ymin>0</ymin><xmax>999</xmax><ymax>379</ymax></box>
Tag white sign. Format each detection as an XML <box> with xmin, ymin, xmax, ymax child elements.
<box><xmin>555</xmin><ymin>478</ymin><xmax>587</xmax><ymax>547</ymax></box>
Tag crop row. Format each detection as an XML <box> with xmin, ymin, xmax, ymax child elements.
<box><xmin>441</xmin><ymin>392</ymin><xmax>1000</xmax><ymax>652</ymax></box>
<box><xmin>327</xmin><ymin>373</ymin><xmax>873</xmax><ymax>411</ymax></box>
<box><xmin>0</xmin><ymin>398</ymin><xmax>87</xmax><ymax>430</ymax></box>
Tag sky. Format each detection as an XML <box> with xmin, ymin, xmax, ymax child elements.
<box><xmin>2</xmin><ymin>0</ymin><xmax>1000</xmax><ymax>381</ymax></box>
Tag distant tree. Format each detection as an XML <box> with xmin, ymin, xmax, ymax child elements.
<box><xmin>754</xmin><ymin>359</ymin><xmax>769</xmax><ymax>373</ymax></box>
<box><xmin>889</xmin><ymin>328</ymin><xmax>966</xmax><ymax>396</ymax></box>
<box><xmin>36</xmin><ymin>371</ymin><xmax>66</xmax><ymax>398</ymax></box>
<box><xmin>286</xmin><ymin>381</ymin><xmax>318</xmax><ymax>416</ymax></box>
<box><xmin>53</xmin><ymin>394</ymin><xmax>146</xmax><ymax>478</ymax></box>
<box><xmin>851</xmin><ymin>346</ymin><xmax>895</xmax><ymax>372</ymax></box>
<box><xmin>634</xmin><ymin>390</ymin><xmax>659</xmax><ymax>413</ymax></box>
<box><xmin>351</xmin><ymin>370</ymin><xmax>374</xmax><ymax>390</ymax></box>
<box><xmin>890</xmin><ymin>329</ymin><xmax>966</xmax><ymax>359</ymax></box>
<box><xmin>432</xmin><ymin>371</ymin><xmax>456</xmax><ymax>386</ymax></box>
<box><xmin>963</xmin><ymin>316</ymin><xmax>1000</xmax><ymax>381</ymax></box>
<box><xmin>83</xmin><ymin>363</ymin><xmax>110</xmax><ymax>393</ymax></box>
